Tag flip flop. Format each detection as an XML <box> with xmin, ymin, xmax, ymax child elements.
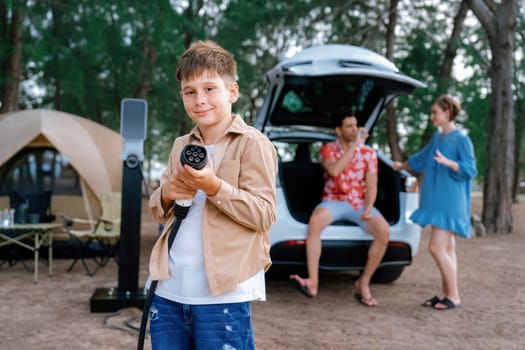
<box><xmin>355</xmin><ymin>293</ymin><xmax>377</xmax><ymax>307</ymax></box>
<box><xmin>422</xmin><ymin>296</ymin><xmax>441</xmax><ymax>307</ymax></box>
<box><xmin>433</xmin><ymin>297</ymin><xmax>460</xmax><ymax>310</ymax></box>
<box><xmin>289</xmin><ymin>277</ymin><xmax>314</xmax><ymax>298</ymax></box>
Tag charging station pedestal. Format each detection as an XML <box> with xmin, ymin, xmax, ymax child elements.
<box><xmin>90</xmin><ymin>98</ymin><xmax>148</xmax><ymax>312</ymax></box>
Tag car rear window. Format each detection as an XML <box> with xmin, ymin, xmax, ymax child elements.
<box><xmin>269</xmin><ymin>75</ymin><xmax>413</xmax><ymax>128</ymax></box>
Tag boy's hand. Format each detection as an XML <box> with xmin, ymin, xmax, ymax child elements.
<box><xmin>161</xmin><ymin>173</ymin><xmax>196</xmax><ymax>204</ymax></box>
<box><xmin>179</xmin><ymin>158</ymin><xmax>222</xmax><ymax>196</ymax></box>
<box><xmin>160</xmin><ymin>158</ymin><xmax>201</xmax><ymax>209</ymax></box>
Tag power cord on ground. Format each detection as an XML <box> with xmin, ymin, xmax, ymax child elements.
<box><xmin>102</xmin><ymin>309</ymin><xmax>144</xmax><ymax>334</ymax></box>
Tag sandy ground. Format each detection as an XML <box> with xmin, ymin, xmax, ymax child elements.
<box><xmin>1</xmin><ymin>195</ymin><xmax>524</xmax><ymax>350</ymax></box>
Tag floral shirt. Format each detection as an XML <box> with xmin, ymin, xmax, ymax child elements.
<box><xmin>320</xmin><ymin>140</ymin><xmax>378</xmax><ymax>210</ymax></box>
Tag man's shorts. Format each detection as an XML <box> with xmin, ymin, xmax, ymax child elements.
<box><xmin>315</xmin><ymin>200</ymin><xmax>381</xmax><ymax>230</ymax></box>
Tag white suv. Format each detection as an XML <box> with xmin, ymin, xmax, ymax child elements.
<box><xmin>254</xmin><ymin>44</ymin><xmax>425</xmax><ymax>283</ymax></box>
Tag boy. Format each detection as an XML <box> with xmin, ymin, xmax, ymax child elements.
<box><xmin>147</xmin><ymin>41</ymin><xmax>277</xmax><ymax>349</ymax></box>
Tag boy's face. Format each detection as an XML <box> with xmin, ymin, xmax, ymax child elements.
<box><xmin>180</xmin><ymin>70</ymin><xmax>239</xmax><ymax>130</ymax></box>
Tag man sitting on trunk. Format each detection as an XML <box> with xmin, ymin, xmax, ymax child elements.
<box><xmin>289</xmin><ymin>111</ymin><xmax>390</xmax><ymax>306</ymax></box>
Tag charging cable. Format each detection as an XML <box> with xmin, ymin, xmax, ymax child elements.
<box><xmin>137</xmin><ymin>144</ymin><xmax>207</xmax><ymax>350</ymax></box>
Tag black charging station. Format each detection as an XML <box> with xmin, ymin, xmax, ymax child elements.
<box><xmin>90</xmin><ymin>98</ymin><xmax>148</xmax><ymax>312</ymax></box>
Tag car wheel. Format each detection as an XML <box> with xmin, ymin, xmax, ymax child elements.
<box><xmin>370</xmin><ymin>266</ymin><xmax>405</xmax><ymax>283</ymax></box>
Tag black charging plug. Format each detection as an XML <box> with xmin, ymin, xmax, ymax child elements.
<box><xmin>180</xmin><ymin>144</ymin><xmax>207</xmax><ymax>170</ymax></box>
<box><xmin>174</xmin><ymin>144</ymin><xmax>208</xmax><ymax>212</ymax></box>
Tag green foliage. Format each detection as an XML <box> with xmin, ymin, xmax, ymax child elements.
<box><xmin>1</xmin><ymin>0</ymin><xmax>523</xmax><ymax>182</ymax></box>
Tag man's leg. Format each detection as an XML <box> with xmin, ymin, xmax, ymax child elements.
<box><xmin>290</xmin><ymin>207</ymin><xmax>332</xmax><ymax>297</ymax></box>
<box><xmin>356</xmin><ymin>215</ymin><xmax>390</xmax><ymax>306</ymax></box>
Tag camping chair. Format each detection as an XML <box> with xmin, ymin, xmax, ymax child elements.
<box><xmin>62</xmin><ymin>192</ymin><xmax>121</xmax><ymax>276</ymax></box>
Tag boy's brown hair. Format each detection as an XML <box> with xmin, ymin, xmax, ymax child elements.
<box><xmin>175</xmin><ymin>40</ymin><xmax>237</xmax><ymax>83</ymax></box>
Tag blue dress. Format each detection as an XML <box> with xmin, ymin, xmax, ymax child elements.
<box><xmin>408</xmin><ymin>129</ymin><xmax>477</xmax><ymax>238</ymax></box>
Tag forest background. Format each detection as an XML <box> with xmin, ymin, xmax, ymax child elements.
<box><xmin>0</xmin><ymin>0</ymin><xmax>523</xmax><ymax>234</ymax></box>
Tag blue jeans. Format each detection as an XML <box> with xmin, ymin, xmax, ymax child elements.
<box><xmin>149</xmin><ymin>294</ymin><xmax>255</xmax><ymax>350</ymax></box>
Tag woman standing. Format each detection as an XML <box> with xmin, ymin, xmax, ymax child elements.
<box><xmin>393</xmin><ymin>95</ymin><xmax>477</xmax><ymax>310</ymax></box>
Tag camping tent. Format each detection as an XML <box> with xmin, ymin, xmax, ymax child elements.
<box><xmin>0</xmin><ymin>109</ymin><xmax>123</xmax><ymax>220</ymax></box>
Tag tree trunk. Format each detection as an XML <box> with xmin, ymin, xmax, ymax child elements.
<box><xmin>182</xmin><ymin>0</ymin><xmax>204</xmax><ymax>50</ymax></box>
<box><xmin>419</xmin><ymin>0</ymin><xmax>469</xmax><ymax>149</ymax></box>
<box><xmin>51</xmin><ymin>5</ymin><xmax>62</xmax><ymax>111</ymax></box>
<box><xmin>384</xmin><ymin>0</ymin><xmax>405</xmax><ymax>161</ymax></box>
<box><xmin>512</xmin><ymin>109</ymin><xmax>522</xmax><ymax>202</ymax></box>
<box><xmin>0</xmin><ymin>4</ymin><xmax>24</xmax><ymax>113</ymax></box>
<box><xmin>133</xmin><ymin>30</ymin><xmax>158</xmax><ymax>189</ymax></box>
<box><xmin>468</xmin><ymin>0</ymin><xmax>519</xmax><ymax>234</ymax></box>
<box><xmin>134</xmin><ymin>36</ymin><xmax>158</xmax><ymax>99</ymax></box>
<box><xmin>438</xmin><ymin>0</ymin><xmax>469</xmax><ymax>93</ymax></box>
<box><xmin>483</xmin><ymin>49</ymin><xmax>515</xmax><ymax>233</ymax></box>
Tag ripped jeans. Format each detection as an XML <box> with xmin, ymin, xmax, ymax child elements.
<box><xmin>149</xmin><ymin>294</ymin><xmax>255</xmax><ymax>350</ymax></box>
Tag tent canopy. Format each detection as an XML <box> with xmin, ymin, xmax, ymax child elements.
<box><xmin>0</xmin><ymin>109</ymin><xmax>122</xmax><ymax>203</ymax></box>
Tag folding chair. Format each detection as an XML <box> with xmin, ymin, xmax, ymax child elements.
<box><xmin>62</xmin><ymin>192</ymin><xmax>121</xmax><ymax>276</ymax></box>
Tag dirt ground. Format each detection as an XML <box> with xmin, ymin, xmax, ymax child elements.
<box><xmin>1</xmin><ymin>194</ymin><xmax>524</xmax><ymax>350</ymax></box>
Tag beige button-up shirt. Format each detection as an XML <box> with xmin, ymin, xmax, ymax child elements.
<box><xmin>148</xmin><ymin>115</ymin><xmax>277</xmax><ymax>296</ymax></box>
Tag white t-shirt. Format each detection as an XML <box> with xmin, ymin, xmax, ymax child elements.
<box><xmin>154</xmin><ymin>145</ymin><xmax>266</xmax><ymax>304</ymax></box>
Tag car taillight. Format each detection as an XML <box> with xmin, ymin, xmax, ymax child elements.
<box><xmin>389</xmin><ymin>241</ymin><xmax>409</xmax><ymax>247</ymax></box>
<box><xmin>405</xmin><ymin>176</ymin><xmax>418</xmax><ymax>192</ymax></box>
<box><xmin>282</xmin><ymin>240</ymin><xmax>306</xmax><ymax>246</ymax></box>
